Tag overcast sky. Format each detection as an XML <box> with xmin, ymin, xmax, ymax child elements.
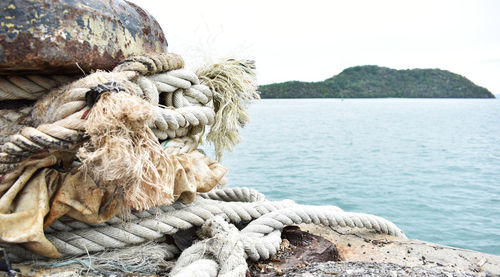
<box><xmin>130</xmin><ymin>0</ymin><xmax>500</xmax><ymax>94</ymax></box>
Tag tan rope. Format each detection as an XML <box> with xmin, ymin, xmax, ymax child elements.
<box><xmin>0</xmin><ymin>53</ymin><xmax>218</xmax><ymax>174</ymax></box>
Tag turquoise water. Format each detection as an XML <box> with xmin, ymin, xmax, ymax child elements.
<box><xmin>219</xmin><ymin>98</ymin><xmax>500</xmax><ymax>255</ymax></box>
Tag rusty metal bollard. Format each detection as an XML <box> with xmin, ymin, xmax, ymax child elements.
<box><xmin>0</xmin><ymin>0</ymin><xmax>168</xmax><ymax>75</ymax></box>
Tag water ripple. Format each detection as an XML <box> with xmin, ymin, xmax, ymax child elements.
<box><xmin>221</xmin><ymin>98</ymin><xmax>500</xmax><ymax>255</ymax></box>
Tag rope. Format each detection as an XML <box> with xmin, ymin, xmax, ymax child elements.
<box><xmin>240</xmin><ymin>206</ymin><xmax>405</xmax><ymax>261</ymax></box>
<box><xmin>0</xmin><ymin>75</ymin><xmax>77</xmax><ymax>101</ymax></box>
<box><xmin>3</xmin><ymin>186</ymin><xmax>406</xmax><ymax>276</ymax></box>
<box><xmin>171</xmin><ymin>216</ymin><xmax>246</xmax><ymax>277</ymax></box>
<box><xmin>1</xmin><ymin>188</ymin><xmax>292</xmax><ymax>261</ymax></box>
<box><xmin>199</xmin><ymin>186</ymin><xmax>266</xmax><ymax>202</ymax></box>
<box><xmin>172</xmin><ymin>189</ymin><xmax>406</xmax><ymax>277</ymax></box>
<box><xmin>0</xmin><ymin>54</ymin><xmax>217</xmax><ymax>174</ymax></box>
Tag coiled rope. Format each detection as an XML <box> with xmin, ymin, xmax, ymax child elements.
<box><xmin>0</xmin><ymin>53</ymin><xmax>216</xmax><ymax>174</ymax></box>
<box><xmin>2</xmin><ymin>187</ymin><xmax>406</xmax><ymax>276</ymax></box>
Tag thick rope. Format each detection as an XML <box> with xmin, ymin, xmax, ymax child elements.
<box><xmin>199</xmin><ymin>186</ymin><xmax>266</xmax><ymax>202</ymax></box>
<box><xmin>0</xmin><ymin>75</ymin><xmax>76</xmax><ymax>101</ymax></box>
<box><xmin>2</xmin><ymin>187</ymin><xmax>406</xmax><ymax>269</ymax></box>
<box><xmin>171</xmin><ymin>216</ymin><xmax>246</xmax><ymax>277</ymax></box>
<box><xmin>240</xmin><ymin>206</ymin><xmax>405</xmax><ymax>261</ymax></box>
<box><xmin>1</xmin><ymin>187</ymin><xmax>290</xmax><ymax>261</ymax></box>
<box><xmin>0</xmin><ymin>54</ymin><xmax>217</xmax><ymax>174</ymax></box>
<box><xmin>172</xmin><ymin>192</ymin><xmax>407</xmax><ymax>277</ymax></box>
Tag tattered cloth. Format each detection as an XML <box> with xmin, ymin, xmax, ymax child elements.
<box><xmin>0</xmin><ymin>152</ymin><xmax>224</xmax><ymax>258</ymax></box>
<box><xmin>0</xmin><ymin>53</ymin><xmax>258</xmax><ymax>258</ymax></box>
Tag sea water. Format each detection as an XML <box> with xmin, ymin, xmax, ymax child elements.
<box><xmin>218</xmin><ymin>98</ymin><xmax>500</xmax><ymax>255</ymax></box>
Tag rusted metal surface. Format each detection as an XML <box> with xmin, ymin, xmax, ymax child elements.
<box><xmin>249</xmin><ymin>226</ymin><xmax>340</xmax><ymax>276</ymax></box>
<box><xmin>0</xmin><ymin>0</ymin><xmax>168</xmax><ymax>74</ymax></box>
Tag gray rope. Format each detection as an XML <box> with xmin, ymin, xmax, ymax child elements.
<box><xmin>241</xmin><ymin>206</ymin><xmax>406</xmax><ymax>261</ymax></box>
<box><xmin>171</xmin><ymin>216</ymin><xmax>246</xmax><ymax>277</ymax></box>
<box><xmin>0</xmin><ymin>75</ymin><xmax>76</xmax><ymax>101</ymax></box>
<box><xmin>3</xmin><ymin>187</ymin><xmax>406</xmax><ymax>266</ymax></box>
<box><xmin>4</xmin><ymin>188</ymin><xmax>291</xmax><ymax>262</ymax></box>
<box><xmin>199</xmin><ymin>186</ymin><xmax>266</xmax><ymax>202</ymax></box>
<box><xmin>170</xmin><ymin>196</ymin><xmax>407</xmax><ymax>276</ymax></box>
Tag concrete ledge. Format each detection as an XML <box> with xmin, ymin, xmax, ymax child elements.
<box><xmin>300</xmin><ymin>224</ymin><xmax>500</xmax><ymax>276</ymax></box>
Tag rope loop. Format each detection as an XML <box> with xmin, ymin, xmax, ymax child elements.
<box><xmin>85</xmin><ymin>82</ymin><xmax>126</xmax><ymax>108</ymax></box>
<box><xmin>0</xmin><ymin>53</ymin><xmax>224</xmax><ymax>174</ymax></box>
<box><xmin>2</xmin><ymin>186</ymin><xmax>406</xmax><ymax>275</ymax></box>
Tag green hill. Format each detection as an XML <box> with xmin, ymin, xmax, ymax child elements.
<box><xmin>259</xmin><ymin>66</ymin><xmax>495</xmax><ymax>98</ymax></box>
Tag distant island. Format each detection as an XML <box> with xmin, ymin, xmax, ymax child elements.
<box><xmin>259</xmin><ymin>65</ymin><xmax>495</xmax><ymax>98</ymax></box>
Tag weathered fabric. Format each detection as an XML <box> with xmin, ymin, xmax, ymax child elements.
<box><xmin>0</xmin><ymin>156</ymin><xmax>60</xmax><ymax>257</ymax></box>
<box><xmin>0</xmin><ymin>151</ymin><xmax>225</xmax><ymax>258</ymax></box>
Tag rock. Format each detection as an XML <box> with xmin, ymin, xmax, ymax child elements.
<box><xmin>248</xmin><ymin>225</ymin><xmax>340</xmax><ymax>276</ymax></box>
<box><xmin>280</xmin><ymin>225</ymin><xmax>341</xmax><ymax>263</ymax></box>
<box><xmin>248</xmin><ymin>223</ymin><xmax>500</xmax><ymax>276</ymax></box>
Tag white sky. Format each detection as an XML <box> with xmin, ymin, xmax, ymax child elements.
<box><xmin>130</xmin><ymin>0</ymin><xmax>500</xmax><ymax>94</ymax></box>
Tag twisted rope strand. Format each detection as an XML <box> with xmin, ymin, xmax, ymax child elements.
<box><xmin>0</xmin><ymin>54</ymin><xmax>216</xmax><ymax>174</ymax></box>
<box><xmin>0</xmin><ymin>75</ymin><xmax>76</xmax><ymax>101</ymax></box>
<box><xmin>2</xmin><ymin>187</ymin><xmax>405</xmax><ymax>267</ymax></box>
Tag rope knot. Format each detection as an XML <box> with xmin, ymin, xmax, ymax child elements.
<box><xmin>85</xmin><ymin>82</ymin><xmax>126</xmax><ymax>108</ymax></box>
<box><xmin>172</xmin><ymin>215</ymin><xmax>247</xmax><ymax>277</ymax></box>
<box><xmin>198</xmin><ymin>215</ymin><xmax>235</xmax><ymax>239</ymax></box>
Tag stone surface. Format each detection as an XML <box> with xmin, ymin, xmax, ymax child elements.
<box><xmin>248</xmin><ymin>226</ymin><xmax>340</xmax><ymax>276</ymax></box>
<box><xmin>299</xmin><ymin>224</ymin><xmax>500</xmax><ymax>277</ymax></box>
<box><xmin>283</xmin><ymin>261</ymin><xmax>478</xmax><ymax>277</ymax></box>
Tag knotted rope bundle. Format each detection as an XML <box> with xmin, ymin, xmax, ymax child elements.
<box><xmin>0</xmin><ymin>53</ymin><xmax>256</xmax><ymax>172</ymax></box>
<box><xmin>2</xmin><ymin>187</ymin><xmax>406</xmax><ymax>276</ymax></box>
<box><xmin>0</xmin><ymin>53</ymin><xmax>259</xmax><ymax>259</ymax></box>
